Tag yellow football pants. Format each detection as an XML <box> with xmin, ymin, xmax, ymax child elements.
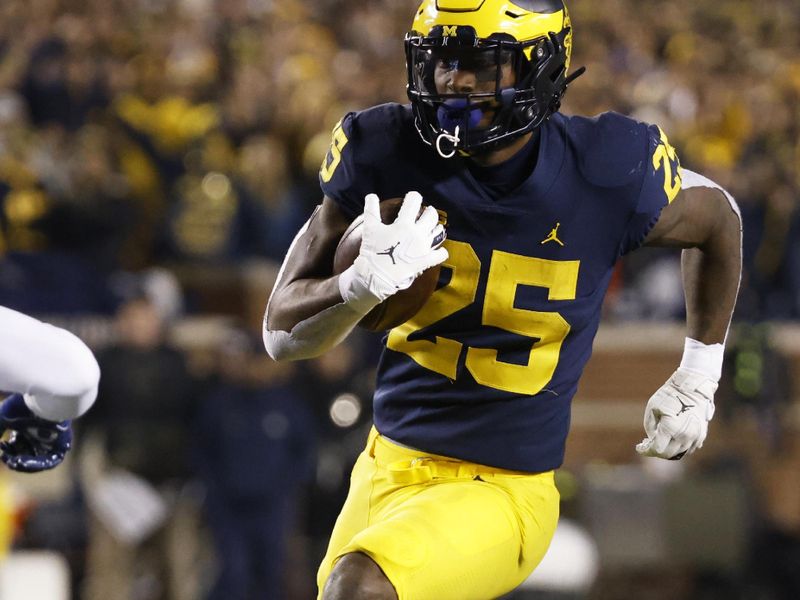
<box><xmin>317</xmin><ymin>428</ymin><xmax>559</xmax><ymax>599</ymax></box>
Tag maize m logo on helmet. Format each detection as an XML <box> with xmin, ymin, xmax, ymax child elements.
<box><xmin>405</xmin><ymin>0</ymin><xmax>583</xmax><ymax>157</ymax></box>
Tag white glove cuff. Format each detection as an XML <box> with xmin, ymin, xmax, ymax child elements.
<box><xmin>338</xmin><ymin>262</ymin><xmax>382</xmax><ymax>315</ymax></box>
<box><xmin>680</xmin><ymin>337</ymin><xmax>724</xmax><ymax>382</ymax></box>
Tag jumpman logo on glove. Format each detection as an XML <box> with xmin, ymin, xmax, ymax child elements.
<box><xmin>377</xmin><ymin>243</ymin><xmax>400</xmax><ymax>265</ymax></box>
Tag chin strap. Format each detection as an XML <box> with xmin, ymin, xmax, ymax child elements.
<box><xmin>564</xmin><ymin>66</ymin><xmax>587</xmax><ymax>87</ymax></box>
<box><xmin>435</xmin><ymin>125</ymin><xmax>460</xmax><ymax>159</ymax></box>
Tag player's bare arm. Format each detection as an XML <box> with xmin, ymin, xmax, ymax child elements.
<box><xmin>643</xmin><ymin>179</ymin><xmax>742</xmax><ymax>344</ymax></box>
<box><xmin>264</xmin><ymin>192</ymin><xmax>446</xmax><ymax>361</ymax></box>
<box><xmin>265</xmin><ymin>196</ymin><xmax>351</xmax><ymax>333</ymax></box>
<box><xmin>636</xmin><ymin>171</ymin><xmax>742</xmax><ymax>460</ymax></box>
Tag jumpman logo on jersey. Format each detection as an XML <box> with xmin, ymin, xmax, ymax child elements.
<box><xmin>675</xmin><ymin>397</ymin><xmax>694</xmax><ymax>416</ymax></box>
<box><xmin>377</xmin><ymin>243</ymin><xmax>400</xmax><ymax>264</ymax></box>
<box><xmin>540</xmin><ymin>223</ymin><xmax>564</xmax><ymax>246</ymax></box>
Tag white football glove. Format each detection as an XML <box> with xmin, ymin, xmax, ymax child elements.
<box><xmin>339</xmin><ymin>191</ymin><xmax>447</xmax><ymax>311</ymax></box>
<box><xmin>635</xmin><ymin>368</ymin><xmax>717</xmax><ymax>460</ymax></box>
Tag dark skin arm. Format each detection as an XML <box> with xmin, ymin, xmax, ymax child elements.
<box><xmin>643</xmin><ymin>185</ymin><xmax>742</xmax><ymax>344</ymax></box>
<box><xmin>271</xmin><ymin>183</ymin><xmax>742</xmax><ymax>342</ymax></box>
<box><xmin>266</xmin><ymin>196</ymin><xmax>352</xmax><ymax>332</ymax></box>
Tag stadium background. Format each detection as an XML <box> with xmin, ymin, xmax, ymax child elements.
<box><xmin>0</xmin><ymin>0</ymin><xmax>799</xmax><ymax>598</ymax></box>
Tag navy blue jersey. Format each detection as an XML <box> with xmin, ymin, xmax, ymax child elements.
<box><xmin>320</xmin><ymin>103</ymin><xmax>682</xmax><ymax>472</ymax></box>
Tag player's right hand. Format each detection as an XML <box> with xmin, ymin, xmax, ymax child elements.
<box><xmin>0</xmin><ymin>394</ymin><xmax>72</xmax><ymax>473</ymax></box>
<box><xmin>351</xmin><ymin>191</ymin><xmax>448</xmax><ymax>302</ymax></box>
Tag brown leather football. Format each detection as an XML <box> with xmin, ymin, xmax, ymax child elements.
<box><xmin>333</xmin><ymin>197</ymin><xmax>442</xmax><ymax>331</ymax></box>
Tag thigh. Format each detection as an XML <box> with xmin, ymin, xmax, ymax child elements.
<box><xmin>347</xmin><ymin>477</ymin><xmax>555</xmax><ymax>600</ymax></box>
<box><xmin>317</xmin><ymin>432</ymin><xmax>560</xmax><ymax>600</ymax></box>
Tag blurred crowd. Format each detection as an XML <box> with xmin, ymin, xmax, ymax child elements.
<box><xmin>0</xmin><ymin>0</ymin><xmax>438</xmax><ymax>320</ymax></box>
<box><xmin>0</xmin><ymin>0</ymin><xmax>799</xmax><ymax>598</ymax></box>
<box><xmin>567</xmin><ymin>0</ymin><xmax>800</xmax><ymax>322</ymax></box>
<box><xmin>0</xmin><ymin>0</ymin><xmax>798</xmax><ymax>320</ymax></box>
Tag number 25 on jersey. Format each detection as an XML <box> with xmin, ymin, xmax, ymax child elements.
<box><xmin>387</xmin><ymin>240</ymin><xmax>580</xmax><ymax>396</ymax></box>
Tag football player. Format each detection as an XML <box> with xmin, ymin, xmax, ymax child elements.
<box><xmin>263</xmin><ymin>1</ymin><xmax>742</xmax><ymax>598</ymax></box>
<box><xmin>0</xmin><ymin>306</ymin><xmax>99</xmax><ymax>472</ymax></box>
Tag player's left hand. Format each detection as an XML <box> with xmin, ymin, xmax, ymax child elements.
<box><xmin>0</xmin><ymin>394</ymin><xmax>72</xmax><ymax>473</ymax></box>
<box><xmin>635</xmin><ymin>369</ymin><xmax>717</xmax><ymax>460</ymax></box>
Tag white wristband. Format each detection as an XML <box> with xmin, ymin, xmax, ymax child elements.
<box><xmin>679</xmin><ymin>337</ymin><xmax>724</xmax><ymax>382</ymax></box>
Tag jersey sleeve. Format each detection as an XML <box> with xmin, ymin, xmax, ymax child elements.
<box><xmin>619</xmin><ymin>124</ymin><xmax>682</xmax><ymax>255</ymax></box>
<box><xmin>0</xmin><ymin>306</ymin><xmax>99</xmax><ymax>420</ymax></box>
<box><xmin>318</xmin><ymin>112</ymin><xmax>378</xmax><ymax>221</ymax></box>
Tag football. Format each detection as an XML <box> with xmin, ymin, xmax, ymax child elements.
<box><xmin>333</xmin><ymin>197</ymin><xmax>442</xmax><ymax>331</ymax></box>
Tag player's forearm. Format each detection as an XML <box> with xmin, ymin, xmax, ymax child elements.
<box><xmin>264</xmin><ymin>271</ymin><xmax>379</xmax><ymax>362</ymax></box>
<box><xmin>0</xmin><ymin>307</ymin><xmax>100</xmax><ymax>420</ymax></box>
<box><xmin>266</xmin><ymin>276</ymin><xmax>345</xmax><ymax>332</ymax></box>
<box><xmin>263</xmin><ymin>273</ymin><xmax>351</xmax><ymax>361</ymax></box>
<box><xmin>263</xmin><ymin>300</ymin><xmax>365</xmax><ymax>362</ymax></box>
<box><xmin>263</xmin><ymin>199</ymin><xmax>367</xmax><ymax>337</ymax></box>
<box><xmin>681</xmin><ymin>190</ymin><xmax>742</xmax><ymax>345</ymax></box>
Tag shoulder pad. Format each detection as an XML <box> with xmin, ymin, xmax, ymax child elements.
<box><xmin>564</xmin><ymin>111</ymin><xmax>650</xmax><ymax>188</ymax></box>
<box><xmin>320</xmin><ymin>103</ymin><xmax>417</xmax><ymax>219</ymax></box>
<box><xmin>345</xmin><ymin>103</ymin><xmax>413</xmax><ymax>161</ymax></box>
